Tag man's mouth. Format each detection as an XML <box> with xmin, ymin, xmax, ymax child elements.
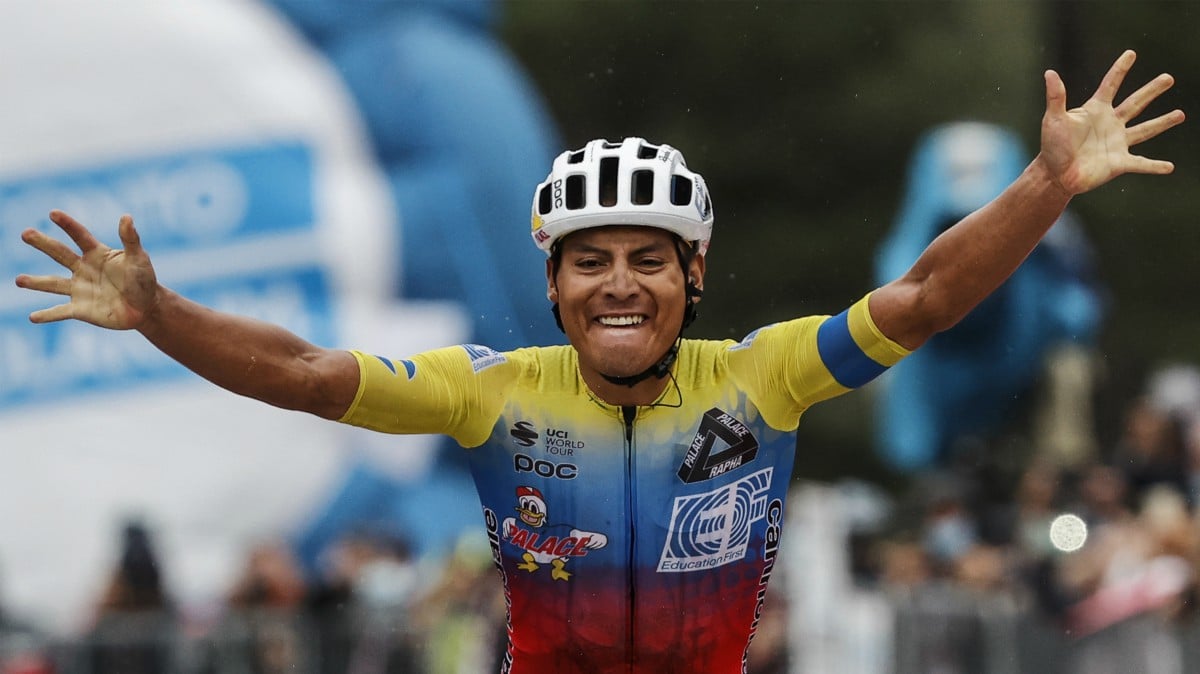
<box><xmin>596</xmin><ymin>315</ymin><xmax>646</xmax><ymax>327</ymax></box>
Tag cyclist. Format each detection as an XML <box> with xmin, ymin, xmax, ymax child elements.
<box><xmin>15</xmin><ymin>51</ymin><xmax>1182</xmax><ymax>673</ymax></box>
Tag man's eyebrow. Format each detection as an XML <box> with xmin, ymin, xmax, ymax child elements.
<box><xmin>565</xmin><ymin>242</ymin><xmax>610</xmax><ymax>256</ymax></box>
<box><xmin>630</xmin><ymin>242</ymin><xmax>672</xmax><ymax>256</ymax></box>
<box><xmin>565</xmin><ymin>241</ymin><xmax>672</xmax><ymax>256</ymax></box>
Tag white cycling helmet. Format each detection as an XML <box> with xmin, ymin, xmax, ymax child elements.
<box><xmin>531</xmin><ymin>137</ymin><xmax>713</xmax><ymax>256</ymax></box>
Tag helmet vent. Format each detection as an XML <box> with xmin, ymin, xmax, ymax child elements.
<box><xmin>565</xmin><ymin>174</ymin><xmax>586</xmax><ymax>210</ymax></box>
<box><xmin>632</xmin><ymin>170</ymin><xmax>654</xmax><ymax>205</ymax></box>
<box><xmin>599</xmin><ymin>157</ymin><xmax>619</xmax><ymax>207</ymax></box>
<box><xmin>531</xmin><ymin>137</ymin><xmax>713</xmax><ymax>255</ymax></box>
<box><xmin>670</xmin><ymin>175</ymin><xmax>692</xmax><ymax>206</ymax></box>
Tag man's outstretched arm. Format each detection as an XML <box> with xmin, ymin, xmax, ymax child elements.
<box><xmin>16</xmin><ymin>210</ymin><xmax>359</xmax><ymax>420</ymax></box>
<box><xmin>870</xmin><ymin>50</ymin><xmax>1185</xmax><ymax>350</ymax></box>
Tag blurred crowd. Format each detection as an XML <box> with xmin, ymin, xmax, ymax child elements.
<box><xmin>850</xmin><ymin>363</ymin><xmax>1200</xmax><ymax>674</ymax></box>
<box><xmin>0</xmin><ymin>519</ymin><xmax>508</xmax><ymax>674</ymax></box>
<box><xmin>1</xmin><ymin>364</ymin><xmax>1198</xmax><ymax>674</ymax></box>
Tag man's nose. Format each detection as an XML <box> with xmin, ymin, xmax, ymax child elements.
<box><xmin>602</xmin><ymin>262</ymin><xmax>639</xmax><ymax>297</ymax></box>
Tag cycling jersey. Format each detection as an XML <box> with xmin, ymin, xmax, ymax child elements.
<box><xmin>339</xmin><ymin>294</ymin><xmax>908</xmax><ymax>673</ymax></box>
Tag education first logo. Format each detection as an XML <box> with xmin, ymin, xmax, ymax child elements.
<box><xmin>657</xmin><ymin>467</ymin><xmax>773</xmax><ymax>573</ymax></box>
<box><xmin>0</xmin><ymin>142</ymin><xmax>334</xmax><ymax>410</ymax></box>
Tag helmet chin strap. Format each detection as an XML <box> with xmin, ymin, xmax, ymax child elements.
<box><xmin>599</xmin><ymin>330</ymin><xmax>681</xmax><ymax>388</ymax></box>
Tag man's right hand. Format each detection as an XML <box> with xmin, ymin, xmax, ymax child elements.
<box><xmin>15</xmin><ymin>210</ymin><xmax>159</xmax><ymax>330</ymax></box>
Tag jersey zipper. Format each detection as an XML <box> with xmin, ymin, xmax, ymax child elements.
<box><xmin>621</xmin><ymin>404</ymin><xmax>637</xmax><ymax>672</ymax></box>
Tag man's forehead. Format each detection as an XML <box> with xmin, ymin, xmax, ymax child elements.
<box><xmin>560</xmin><ymin>225</ymin><xmax>677</xmax><ymax>252</ymax></box>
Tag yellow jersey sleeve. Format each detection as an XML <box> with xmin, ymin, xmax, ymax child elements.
<box><xmin>337</xmin><ymin>345</ymin><xmax>515</xmax><ymax>447</ymax></box>
<box><xmin>726</xmin><ymin>293</ymin><xmax>910</xmax><ymax>431</ymax></box>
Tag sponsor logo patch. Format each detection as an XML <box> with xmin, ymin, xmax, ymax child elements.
<box><xmin>461</xmin><ymin>343</ymin><xmax>506</xmax><ymax>373</ymax></box>
<box><xmin>509</xmin><ymin>421</ymin><xmax>537</xmax><ymax>447</ymax></box>
<box><xmin>678</xmin><ymin>408</ymin><xmax>760</xmax><ymax>483</ymax></box>
<box><xmin>544</xmin><ymin>427</ymin><xmax>584</xmax><ymax>455</ymax></box>
<box><xmin>501</xmin><ymin>486</ymin><xmax>608</xmax><ymax>581</ymax></box>
<box><xmin>508</xmin><ymin>422</ymin><xmax>585</xmax><ymax>456</ymax></box>
<box><xmin>695</xmin><ymin>177</ymin><xmax>711</xmax><ymax>219</ymax></box>
<box><xmin>658</xmin><ymin>468</ymin><xmax>773</xmax><ymax>573</ymax></box>
<box><xmin>514</xmin><ymin>453</ymin><xmax>578</xmax><ymax>480</ymax></box>
<box><xmin>729</xmin><ymin>325</ymin><xmax>773</xmax><ymax>352</ymax></box>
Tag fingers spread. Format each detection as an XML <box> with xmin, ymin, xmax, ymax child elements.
<box><xmin>118</xmin><ymin>214</ymin><xmax>144</xmax><ymax>257</ymax></box>
<box><xmin>1093</xmin><ymin>49</ymin><xmax>1137</xmax><ymax>105</ymax></box>
<box><xmin>48</xmin><ymin>210</ymin><xmax>101</xmax><ymax>254</ymax></box>
<box><xmin>14</xmin><ymin>273</ymin><xmax>72</xmax><ymax>297</ymax></box>
<box><xmin>1127</xmin><ymin>109</ymin><xmax>1187</xmax><ymax>146</ymax></box>
<box><xmin>1115</xmin><ymin>73</ymin><xmax>1176</xmax><ymax>123</ymax></box>
<box><xmin>29</xmin><ymin>303</ymin><xmax>74</xmax><ymax>324</ymax></box>
<box><xmin>1044</xmin><ymin>69</ymin><xmax>1068</xmax><ymax>117</ymax></box>
<box><xmin>21</xmin><ymin>228</ymin><xmax>81</xmax><ymax>272</ymax></box>
<box><xmin>1124</xmin><ymin>154</ymin><xmax>1175</xmax><ymax>176</ymax></box>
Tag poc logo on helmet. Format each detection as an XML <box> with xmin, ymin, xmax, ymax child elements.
<box><xmin>694</xmin><ymin>178</ymin><xmax>711</xmax><ymax>220</ymax></box>
<box><xmin>551</xmin><ymin>178</ymin><xmax>564</xmax><ymax>209</ymax></box>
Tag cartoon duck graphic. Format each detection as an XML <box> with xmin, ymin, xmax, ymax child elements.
<box><xmin>502</xmin><ymin>486</ymin><xmax>608</xmax><ymax>581</ymax></box>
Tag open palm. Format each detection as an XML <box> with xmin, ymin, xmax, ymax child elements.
<box><xmin>15</xmin><ymin>210</ymin><xmax>158</xmax><ymax>330</ymax></box>
<box><xmin>1040</xmin><ymin>50</ymin><xmax>1184</xmax><ymax>196</ymax></box>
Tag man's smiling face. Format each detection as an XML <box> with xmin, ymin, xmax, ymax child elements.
<box><xmin>548</xmin><ymin>225</ymin><xmax>703</xmax><ymax>399</ymax></box>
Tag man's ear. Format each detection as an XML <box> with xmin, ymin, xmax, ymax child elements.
<box><xmin>688</xmin><ymin>253</ymin><xmax>706</xmax><ymax>300</ymax></box>
<box><xmin>546</xmin><ymin>257</ymin><xmax>559</xmax><ymax>303</ymax></box>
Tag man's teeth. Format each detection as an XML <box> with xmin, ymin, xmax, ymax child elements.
<box><xmin>598</xmin><ymin>315</ymin><xmax>644</xmax><ymax>326</ymax></box>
